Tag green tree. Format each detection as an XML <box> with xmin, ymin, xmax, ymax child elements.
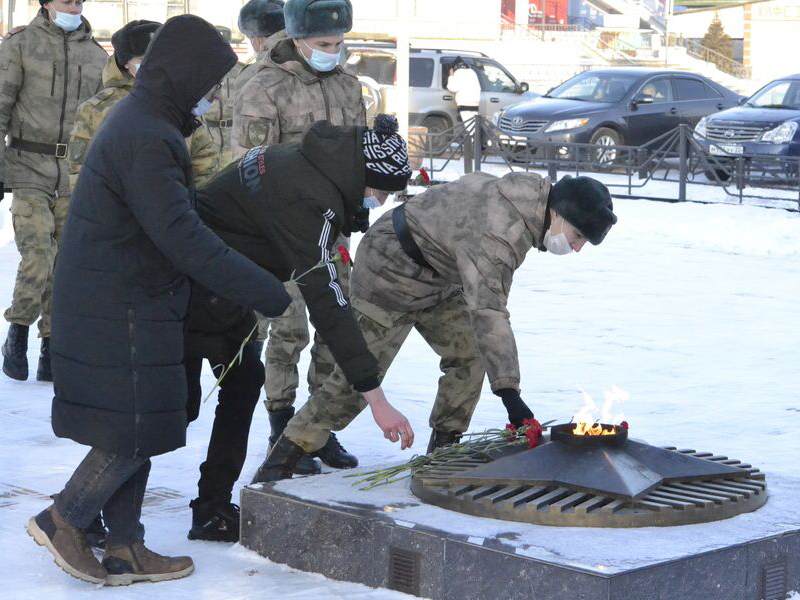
<box><xmin>702</xmin><ymin>13</ymin><xmax>734</xmax><ymax>68</ymax></box>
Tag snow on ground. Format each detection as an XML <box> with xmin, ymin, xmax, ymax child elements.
<box><xmin>0</xmin><ymin>178</ymin><xmax>798</xmax><ymax>598</ymax></box>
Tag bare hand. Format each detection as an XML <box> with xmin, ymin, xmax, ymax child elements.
<box><xmin>363</xmin><ymin>387</ymin><xmax>415</xmax><ymax>450</ymax></box>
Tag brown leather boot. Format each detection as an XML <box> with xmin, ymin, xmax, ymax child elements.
<box><xmin>27</xmin><ymin>504</ymin><xmax>108</xmax><ymax>584</ymax></box>
<box><xmin>103</xmin><ymin>542</ymin><xmax>194</xmax><ymax>586</ymax></box>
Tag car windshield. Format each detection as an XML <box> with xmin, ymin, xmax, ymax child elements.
<box><xmin>746</xmin><ymin>80</ymin><xmax>800</xmax><ymax>110</ymax></box>
<box><xmin>546</xmin><ymin>72</ymin><xmax>640</xmax><ymax>103</ymax></box>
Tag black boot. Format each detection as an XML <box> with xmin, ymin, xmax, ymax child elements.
<box><xmin>427</xmin><ymin>429</ymin><xmax>463</xmax><ymax>454</ymax></box>
<box><xmin>187</xmin><ymin>499</ymin><xmax>239</xmax><ymax>543</ymax></box>
<box><xmin>2</xmin><ymin>323</ymin><xmax>29</xmax><ymax>381</ymax></box>
<box><xmin>84</xmin><ymin>513</ymin><xmax>107</xmax><ymax>550</ymax></box>
<box><xmin>268</xmin><ymin>408</ymin><xmax>320</xmax><ymax>475</ymax></box>
<box><xmin>36</xmin><ymin>337</ymin><xmax>52</xmax><ymax>382</ymax></box>
<box><xmin>251</xmin><ymin>434</ymin><xmax>306</xmax><ymax>484</ymax></box>
<box><xmin>312</xmin><ymin>433</ymin><xmax>358</xmax><ymax>469</ymax></box>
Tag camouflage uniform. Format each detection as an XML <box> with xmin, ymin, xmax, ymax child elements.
<box><xmin>68</xmin><ymin>55</ymin><xmax>219</xmax><ymax>189</ymax></box>
<box><xmin>0</xmin><ymin>11</ymin><xmax>107</xmax><ymax>338</ymax></box>
<box><xmin>284</xmin><ymin>172</ymin><xmax>551</xmax><ymax>452</ymax></box>
<box><xmin>205</xmin><ymin>62</ymin><xmax>244</xmax><ymax>170</ymax></box>
<box><xmin>232</xmin><ymin>36</ymin><xmax>366</xmax><ymax>412</ymax></box>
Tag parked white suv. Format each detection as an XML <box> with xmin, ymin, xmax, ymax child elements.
<box><xmin>344</xmin><ymin>44</ymin><xmax>538</xmax><ymax>145</ymax></box>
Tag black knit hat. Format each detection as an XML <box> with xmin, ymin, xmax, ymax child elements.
<box><xmin>284</xmin><ymin>0</ymin><xmax>352</xmax><ymax>38</ymax></box>
<box><xmin>548</xmin><ymin>175</ymin><xmax>617</xmax><ymax>245</ymax></box>
<box><xmin>239</xmin><ymin>0</ymin><xmax>285</xmax><ymax>38</ymax></box>
<box><xmin>363</xmin><ymin>114</ymin><xmax>412</xmax><ymax>192</ymax></box>
<box><xmin>112</xmin><ymin>20</ymin><xmax>161</xmax><ymax>70</ymax></box>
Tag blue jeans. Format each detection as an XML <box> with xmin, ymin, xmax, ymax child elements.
<box><xmin>54</xmin><ymin>448</ymin><xmax>150</xmax><ymax>547</ymax></box>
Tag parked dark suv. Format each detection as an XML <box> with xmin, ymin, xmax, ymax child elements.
<box><xmin>497</xmin><ymin>67</ymin><xmax>741</xmax><ymax>165</ymax></box>
<box><xmin>694</xmin><ymin>74</ymin><xmax>800</xmax><ymax>166</ymax></box>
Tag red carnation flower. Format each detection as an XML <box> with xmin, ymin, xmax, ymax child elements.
<box><xmin>419</xmin><ymin>167</ymin><xmax>431</xmax><ymax>185</ymax></box>
<box><xmin>336</xmin><ymin>245</ymin><xmax>352</xmax><ymax>265</ymax></box>
<box><xmin>620</xmin><ymin>421</ymin><xmax>629</xmax><ymax>430</ymax></box>
<box><xmin>522</xmin><ymin>418</ymin><xmax>543</xmax><ymax>448</ymax></box>
<box><xmin>504</xmin><ymin>423</ymin><xmax>517</xmax><ymax>440</ymax></box>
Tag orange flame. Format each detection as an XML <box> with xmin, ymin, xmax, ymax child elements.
<box><xmin>572</xmin><ymin>422</ymin><xmax>616</xmax><ymax>436</ymax></box>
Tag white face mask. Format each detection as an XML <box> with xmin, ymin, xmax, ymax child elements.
<box><xmin>363</xmin><ymin>195</ymin><xmax>381</xmax><ymax>210</ymax></box>
<box><xmin>191</xmin><ymin>96</ymin><xmax>213</xmax><ymax>117</ymax></box>
<box><xmin>543</xmin><ymin>216</ymin><xmax>574</xmax><ymax>255</ymax></box>
<box><xmin>301</xmin><ymin>40</ymin><xmax>340</xmax><ymax>72</ymax></box>
<box><xmin>52</xmin><ymin>11</ymin><xmax>82</xmax><ymax>32</ymax></box>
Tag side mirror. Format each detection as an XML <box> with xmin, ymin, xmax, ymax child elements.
<box><xmin>518</xmin><ymin>82</ymin><xmax>530</xmax><ymax>93</ymax></box>
<box><xmin>634</xmin><ymin>95</ymin><xmax>654</xmax><ymax>105</ymax></box>
<box><xmin>738</xmin><ymin>96</ymin><xmax>748</xmax><ymax>106</ymax></box>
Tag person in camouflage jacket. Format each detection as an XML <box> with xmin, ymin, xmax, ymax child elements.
<box><xmin>282</xmin><ymin>173</ymin><xmax>618</xmax><ymax>459</ymax></box>
<box><xmin>231</xmin><ymin>0</ymin><xmax>364</xmax><ymax>474</ymax></box>
<box><xmin>202</xmin><ymin>0</ymin><xmax>287</xmax><ymax>170</ymax></box>
<box><xmin>0</xmin><ymin>0</ymin><xmax>107</xmax><ymax>383</ymax></box>
<box><xmin>68</xmin><ymin>20</ymin><xmax>219</xmax><ymax>190</ymax></box>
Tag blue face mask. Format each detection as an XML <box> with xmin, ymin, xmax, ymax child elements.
<box><xmin>52</xmin><ymin>11</ymin><xmax>82</xmax><ymax>32</ymax></box>
<box><xmin>363</xmin><ymin>195</ymin><xmax>381</xmax><ymax>210</ymax></box>
<box><xmin>301</xmin><ymin>40</ymin><xmax>340</xmax><ymax>72</ymax></box>
<box><xmin>192</xmin><ymin>97</ymin><xmax>213</xmax><ymax>118</ymax></box>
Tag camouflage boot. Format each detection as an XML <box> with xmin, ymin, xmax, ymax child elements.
<box><xmin>2</xmin><ymin>323</ymin><xmax>29</xmax><ymax>381</ymax></box>
<box><xmin>103</xmin><ymin>542</ymin><xmax>194</xmax><ymax>586</ymax></box>
<box><xmin>27</xmin><ymin>504</ymin><xmax>108</xmax><ymax>584</ymax></box>
<box><xmin>36</xmin><ymin>336</ymin><xmax>52</xmax><ymax>382</ymax></box>
<box><xmin>427</xmin><ymin>429</ymin><xmax>463</xmax><ymax>454</ymax></box>
<box><xmin>251</xmin><ymin>434</ymin><xmax>306</xmax><ymax>484</ymax></box>
<box><xmin>268</xmin><ymin>408</ymin><xmax>320</xmax><ymax>475</ymax></box>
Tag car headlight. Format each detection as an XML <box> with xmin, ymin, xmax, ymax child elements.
<box><xmin>694</xmin><ymin>117</ymin><xmax>707</xmax><ymax>138</ymax></box>
<box><xmin>760</xmin><ymin>121</ymin><xmax>798</xmax><ymax>144</ymax></box>
<box><xmin>545</xmin><ymin>118</ymin><xmax>589</xmax><ymax>133</ymax></box>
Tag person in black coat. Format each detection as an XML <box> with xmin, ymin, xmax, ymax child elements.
<box><xmin>194</xmin><ymin>114</ymin><xmax>415</xmax><ymax>484</ymax></box>
<box><xmin>26</xmin><ymin>15</ymin><xmax>290</xmax><ymax>586</ymax></box>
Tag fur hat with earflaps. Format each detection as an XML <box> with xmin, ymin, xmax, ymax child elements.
<box><xmin>112</xmin><ymin>20</ymin><xmax>161</xmax><ymax>71</ymax></box>
<box><xmin>548</xmin><ymin>175</ymin><xmax>618</xmax><ymax>245</ymax></box>
<box><xmin>284</xmin><ymin>0</ymin><xmax>352</xmax><ymax>39</ymax></box>
<box><xmin>239</xmin><ymin>0</ymin><xmax>286</xmax><ymax>38</ymax></box>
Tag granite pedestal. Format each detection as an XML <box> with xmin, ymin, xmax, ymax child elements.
<box><xmin>240</xmin><ymin>470</ymin><xmax>800</xmax><ymax>600</ymax></box>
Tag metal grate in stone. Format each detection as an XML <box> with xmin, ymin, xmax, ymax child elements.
<box><xmin>388</xmin><ymin>546</ymin><xmax>421</xmax><ymax>596</ymax></box>
<box><xmin>762</xmin><ymin>561</ymin><xmax>787</xmax><ymax>600</ymax></box>
<box><xmin>411</xmin><ymin>447</ymin><xmax>768</xmax><ymax>528</ymax></box>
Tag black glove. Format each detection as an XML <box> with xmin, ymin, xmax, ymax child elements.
<box><xmin>497</xmin><ymin>388</ymin><xmax>534</xmax><ymax>428</ymax></box>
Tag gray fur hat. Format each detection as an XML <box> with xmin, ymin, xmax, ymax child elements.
<box><xmin>284</xmin><ymin>0</ymin><xmax>352</xmax><ymax>39</ymax></box>
<box><xmin>238</xmin><ymin>0</ymin><xmax>285</xmax><ymax>38</ymax></box>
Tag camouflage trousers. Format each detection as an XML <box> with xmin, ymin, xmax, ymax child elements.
<box><xmin>4</xmin><ymin>188</ymin><xmax>70</xmax><ymax>338</ymax></box>
<box><xmin>284</xmin><ymin>291</ymin><xmax>486</xmax><ymax>453</ymax></box>
<box><xmin>263</xmin><ymin>241</ymin><xmax>350</xmax><ymax>412</ymax></box>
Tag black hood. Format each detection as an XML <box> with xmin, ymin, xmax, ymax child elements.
<box><xmin>132</xmin><ymin>15</ymin><xmax>236</xmax><ymax>136</ymax></box>
<box><xmin>300</xmin><ymin>121</ymin><xmax>367</xmax><ymax>234</ymax></box>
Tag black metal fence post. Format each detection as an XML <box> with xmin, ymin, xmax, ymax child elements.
<box><xmin>678</xmin><ymin>124</ymin><xmax>688</xmax><ymax>202</ymax></box>
<box><xmin>473</xmin><ymin>116</ymin><xmax>482</xmax><ymax>172</ymax></box>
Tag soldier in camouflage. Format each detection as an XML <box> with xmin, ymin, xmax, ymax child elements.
<box><xmin>233</xmin><ymin>1</ymin><xmax>287</xmax><ymax>108</ymax></box>
<box><xmin>68</xmin><ymin>20</ymin><xmax>219</xmax><ymax>191</ymax></box>
<box><xmin>280</xmin><ymin>174</ymin><xmax>619</xmax><ymax>460</ymax></box>
<box><xmin>205</xmin><ymin>26</ymin><xmax>244</xmax><ymax>170</ymax></box>
<box><xmin>232</xmin><ymin>0</ymin><xmax>364</xmax><ymax>474</ymax></box>
<box><xmin>0</xmin><ymin>0</ymin><xmax>107</xmax><ymax>382</ymax></box>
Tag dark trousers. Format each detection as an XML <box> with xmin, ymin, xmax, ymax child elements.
<box><xmin>185</xmin><ymin>341</ymin><xmax>264</xmax><ymax>505</ymax></box>
<box><xmin>55</xmin><ymin>448</ymin><xmax>150</xmax><ymax>547</ymax></box>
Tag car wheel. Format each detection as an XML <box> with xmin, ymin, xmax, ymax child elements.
<box><xmin>589</xmin><ymin>128</ymin><xmax>622</xmax><ymax>171</ymax></box>
<box><xmin>421</xmin><ymin>115</ymin><xmax>453</xmax><ymax>155</ymax></box>
<box><xmin>704</xmin><ymin>167</ymin><xmax>731</xmax><ymax>182</ymax></box>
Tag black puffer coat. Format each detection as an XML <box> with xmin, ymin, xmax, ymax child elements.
<box><xmin>50</xmin><ymin>15</ymin><xmax>290</xmax><ymax>458</ymax></box>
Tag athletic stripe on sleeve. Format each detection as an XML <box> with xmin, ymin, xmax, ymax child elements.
<box><xmin>318</xmin><ymin>209</ymin><xmax>348</xmax><ymax>308</ymax></box>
